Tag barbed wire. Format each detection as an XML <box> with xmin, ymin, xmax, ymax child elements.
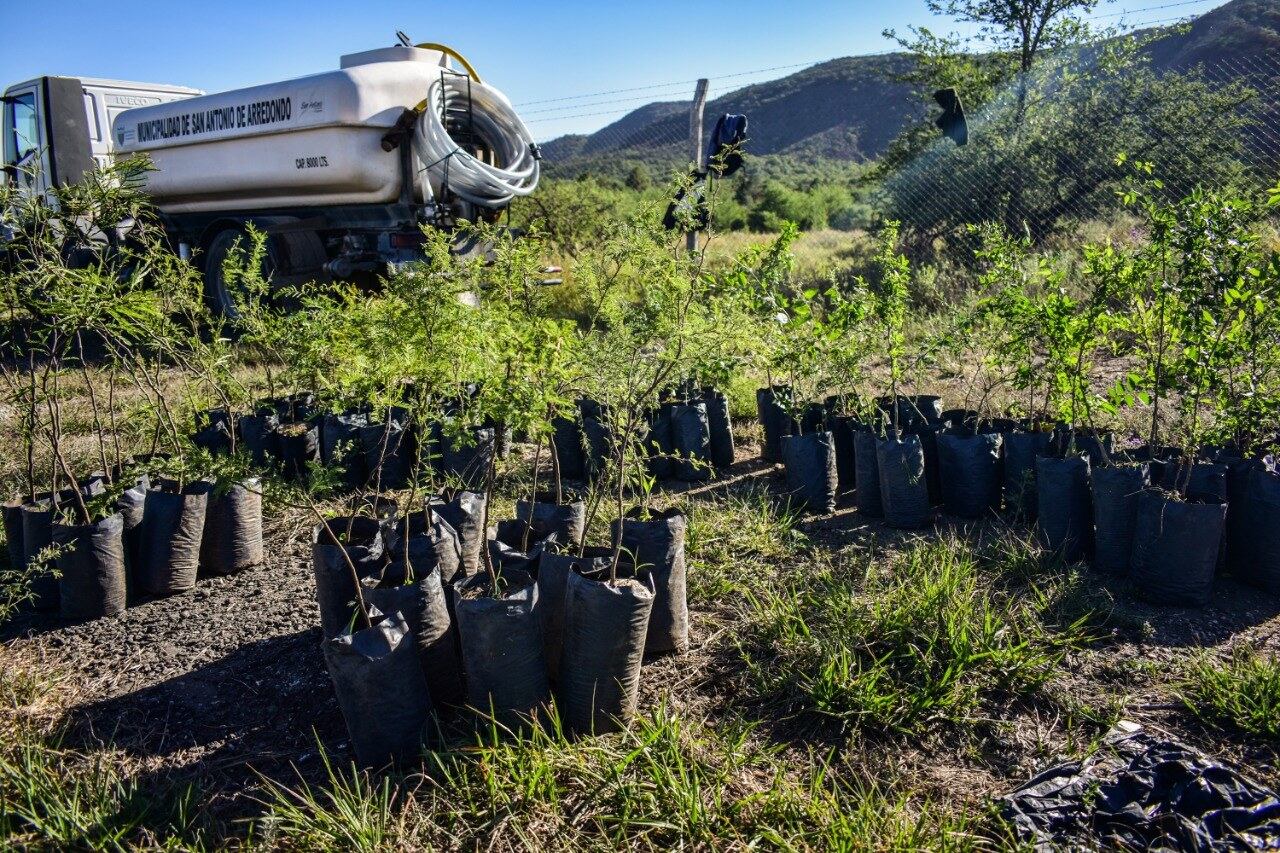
<box><xmin>1092</xmin><ymin>0</ymin><xmax>1219</xmax><ymax>19</ymax></box>
<box><xmin>514</xmin><ymin>58</ymin><xmax>846</xmax><ymax>108</ymax></box>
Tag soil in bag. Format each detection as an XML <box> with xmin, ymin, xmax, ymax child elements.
<box><xmin>137</xmin><ymin>480</ymin><xmax>212</xmax><ymax>599</ymax></box>
<box><xmin>1132</xmin><ymin>444</ymin><xmax>1182</xmax><ymax>489</ymax></box>
<box><xmin>364</xmin><ymin>567</ymin><xmax>465</xmax><ymax>710</ymax></box>
<box><xmin>702</xmin><ymin>388</ymin><xmax>735</xmax><ymax>470</ymax></box>
<box><xmin>914</xmin><ymin>422</ymin><xmax>944</xmax><ymax>506</ymax></box>
<box><xmin>3</xmin><ymin>500</ymin><xmax>23</xmax><ymax>570</ymax></box>
<box><xmin>53</xmin><ymin>513</ymin><xmax>127</xmax><ymax>622</ymax></box>
<box><xmin>20</xmin><ymin>501</ymin><xmax>58</xmax><ymax>609</ymax></box>
<box><xmin>238</xmin><ymin>408</ymin><xmax>280</xmax><ymax>468</ymax></box>
<box><xmin>781</xmin><ymin>432</ymin><xmax>838</xmax><ymax>514</ymax></box>
<box><xmin>551</xmin><ymin>416</ymin><xmax>586</xmax><ymax>481</ymax></box>
<box><xmin>23</xmin><ymin>480</ymin><xmax>108</xmax><ymax>610</ymax></box>
<box><xmin>435</xmin><ymin>491</ymin><xmax>487</xmax><ymax>577</ymax></box>
<box><xmin>1036</xmin><ymin>455</ymin><xmax>1092</xmax><ymax>563</ymax></box>
<box><xmin>876</xmin><ymin>434</ymin><xmax>933</xmax><ymax>529</ymax></box>
<box><xmin>273</xmin><ymin>392</ymin><xmax>316</xmax><ymax>424</ymax></box>
<box><xmin>672</xmin><ymin>401</ymin><xmax>711</xmax><ymax>482</ymax></box>
<box><xmin>313</xmin><ymin>516</ymin><xmax>385</xmax><ymax>638</ymax></box>
<box><xmin>756</xmin><ymin>386</ymin><xmax>796</xmax><ymax>464</ymax></box>
<box><xmin>937</xmin><ymin>429</ymin><xmax>1003</xmax><ymax>518</ymax></box>
<box><xmin>941</xmin><ymin>409</ymin><xmax>981</xmax><ymax>430</ymax></box>
<box><xmin>1166</xmin><ymin>461</ymin><xmax>1228</xmax><ymax>504</ymax></box>
<box><xmin>382</xmin><ymin>512</ymin><xmax>463</xmax><ymax>588</ymax></box>
<box><xmin>1053</xmin><ymin>426</ymin><xmax>1113</xmax><ymax>470</ymax></box>
<box><xmin>1225</xmin><ymin>458</ymin><xmax>1267</xmax><ymax>577</ymax></box>
<box><xmin>1091</xmin><ymin>464</ymin><xmax>1149</xmax><ymax>574</ymax></box>
<box><xmin>854</xmin><ymin>428</ymin><xmax>884</xmax><ymax>518</ymax></box>
<box><xmin>199</xmin><ymin>479</ymin><xmax>264</xmax><ymax>577</ymax></box>
<box><xmin>645</xmin><ymin>403</ymin><xmax>676</xmax><ymax>481</ymax></box>
<box><xmin>580</xmin><ymin>407</ymin><xmax>612</xmax><ymax>483</ymax></box>
<box><xmin>360</xmin><ymin>419</ymin><xmax>412</xmax><ymax>491</ymax></box>
<box><xmin>1130</xmin><ymin>490</ymin><xmax>1226</xmax><ymax>607</ymax></box>
<box><xmin>277</xmin><ymin>421</ymin><xmax>320</xmax><ymax>484</ymax></box>
<box><xmin>488</xmin><ymin>531</ymin><xmax>557</xmax><ymax>580</ymax></box>
<box><xmin>979</xmin><ymin>417</ymin><xmax>1019</xmax><ymax>436</ymax></box>
<box><xmin>193</xmin><ymin>408</ymin><xmax>234</xmax><ymax>457</ymax></box>
<box><xmin>454</xmin><ymin>568</ymin><xmax>550</xmax><ymax>733</ymax></box>
<box><xmin>611</xmin><ymin>507</ymin><xmax>689</xmax><ymax>655</ymax></box>
<box><xmin>321</xmin><ymin>411</ymin><xmax>369</xmax><ymax>489</ymax></box>
<box><xmin>879</xmin><ymin>395</ymin><xmax>944</xmax><ymax>432</ymax></box>
<box><xmin>828</xmin><ymin>417</ymin><xmax>858</xmax><ymax>497</ymax></box>
<box><xmin>439</xmin><ymin>427</ymin><xmax>495</xmax><ymax>489</ymax></box>
<box><xmin>559</xmin><ymin>559</ymin><xmax>656</xmax><ymax>736</ymax></box>
<box><xmin>535</xmin><ymin>545</ymin><xmax>611</xmax><ymax>686</ymax></box>
<box><xmin>1004</xmin><ymin>430</ymin><xmax>1052</xmax><ymax>520</ymax></box>
<box><xmin>323</xmin><ymin>610</ymin><xmax>433</xmax><ymax>769</ymax></box>
<box><xmin>514</xmin><ymin>494</ymin><xmax>586</xmax><ymax>551</ymax></box>
<box><xmin>800</xmin><ymin>403</ymin><xmax>826</xmax><ymax>436</ymax></box>
<box><xmin>1234</xmin><ymin>467</ymin><xmax>1280</xmax><ymax>593</ymax></box>
<box><xmin>114</xmin><ymin>483</ymin><xmax>146</xmax><ymax>600</ymax></box>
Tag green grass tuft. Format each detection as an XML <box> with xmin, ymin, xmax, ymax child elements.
<box><xmin>740</xmin><ymin>536</ymin><xmax>1098</xmax><ymax>736</ymax></box>
<box><xmin>256</xmin><ymin>704</ymin><xmax>977</xmax><ymax>850</ymax></box>
<box><xmin>1181</xmin><ymin>649</ymin><xmax>1280</xmax><ymax>741</ymax></box>
<box><xmin>685</xmin><ymin>485</ymin><xmax>809</xmax><ymax>603</ymax></box>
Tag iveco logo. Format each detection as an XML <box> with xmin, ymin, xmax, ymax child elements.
<box><xmin>300</xmin><ymin>99</ymin><xmax>324</xmax><ymax>115</ymax></box>
<box><xmin>106</xmin><ymin>95</ymin><xmax>158</xmax><ymax>107</ymax></box>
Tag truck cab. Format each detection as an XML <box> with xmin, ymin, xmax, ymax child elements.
<box><xmin>2</xmin><ymin>76</ymin><xmax>201</xmax><ymax>195</ymax></box>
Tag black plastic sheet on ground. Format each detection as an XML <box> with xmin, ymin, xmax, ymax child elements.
<box><xmin>1002</xmin><ymin>725</ymin><xmax>1280</xmax><ymax>851</ymax></box>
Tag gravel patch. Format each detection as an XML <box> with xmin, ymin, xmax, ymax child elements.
<box><xmin>5</xmin><ymin>531</ymin><xmax>346</xmax><ymax>817</ymax></box>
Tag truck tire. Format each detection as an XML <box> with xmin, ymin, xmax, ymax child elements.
<box><xmin>203</xmin><ymin>227</ymin><xmax>274</xmax><ymax>320</ymax></box>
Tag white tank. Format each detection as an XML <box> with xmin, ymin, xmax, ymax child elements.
<box><xmin>112</xmin><ymin>46</ymin><xmax>449</xmax><ymax>213</ymax></box>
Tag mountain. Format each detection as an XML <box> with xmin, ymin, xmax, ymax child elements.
<box><xmin>1145</xmin><ymin>0</ymin><xmax>1280</xmax><ymax>69</ymax></box>
<box><xmin>537</xmin><ymin>0</ymin><xmax>1278</xmax><ymax>180</ymax></box>
<box><xmin>539</xmin><ymin>53</ymin><xmax>921</xmax><ymax>177</ymax></box>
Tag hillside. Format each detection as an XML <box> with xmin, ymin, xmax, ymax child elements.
<box><xmin>539</xmin><ymin>53</ymin><xmax>921</xmax><ymax>178</ymax></box>
<box><xmin>539</xmin><ymin>0</ymin><xmax>1278</xmax><ymax>180</ymax></box>
<box><xmin>1145</xmin><ymin>0</ymin><xmax>1280</xmax><ymax>69</ymax></box>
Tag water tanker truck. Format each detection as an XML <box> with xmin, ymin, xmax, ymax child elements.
<box><xmin>1</xmin><ymin>39</ymin><xmax>541</xmax><ymax>314</ymax></box>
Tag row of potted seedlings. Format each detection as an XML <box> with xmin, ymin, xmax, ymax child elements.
<box><xmin>312</xmin><ymin>486</ymin><xmax>690</xmax><ymax>768</ymax></box>
<box><xmin>2</xmin><ymin>458</ymin><xmax>264</xmax><ymax>623</ymax></box>
<box><xmin>550</xmin><ymin>387</ymin><xmax>735</xmax><ymax>487</ymax></box>
<box><xmin>758</xmin><ymin>389</ymin><xmax>1280</xmax><ymax>607</ymax></box>
<box><xmin>194</xmin><ymin>392</ymin><xmax>499</xmax><ymax>491</ymax></box>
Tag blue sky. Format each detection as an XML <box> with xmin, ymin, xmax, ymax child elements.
<box><xmin>2</xmin><ymin>0</ymin><xmax>1228</xmax><ymax>140</ymax></box>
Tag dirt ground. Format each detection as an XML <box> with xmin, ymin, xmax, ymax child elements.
<box><xmin>4</xmin><ymin>432</ymin><xmax>1279</xmax><ymax>842</ymax></box>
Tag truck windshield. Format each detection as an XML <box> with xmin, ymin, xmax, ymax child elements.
<box><xmin>7</xmin><ymin>92</ymin><xmax>38</xmax><ymax>162</ymax></box>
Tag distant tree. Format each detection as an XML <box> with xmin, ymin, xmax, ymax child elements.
<box><xmin>513</xmin><ymin>177</ymin><xmax>631</xmax><ymax>260</ymax></box>
<box><xmin>885</xmin><ymin>0</ymin><xmax>1102</xmax><ymax>115</ymax></box>
<box><xmin>624</xmin><ymin>165</ymin><xmax>651</xmax><ymax>191</ymax></box>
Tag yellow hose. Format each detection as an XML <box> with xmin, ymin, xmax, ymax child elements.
<box><xmin>409</xmin><ymin>44</ymin><xmax>482</xmax><ymax>117</ymax></box>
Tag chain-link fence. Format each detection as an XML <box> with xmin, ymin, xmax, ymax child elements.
<box><xmin>872</xmin><ymin>49</ymin><xmax>1280</xmax><ymax>252</ymax></box>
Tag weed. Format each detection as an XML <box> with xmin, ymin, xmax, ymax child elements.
<box><xmin>1181</xmin><ymin>649</ymin><xmax>1280</xmax><ymax>741</ymax></box>
<box><xmin>257</xmin><ymin>703</ymin><xmax>976</xmax><ymax>850</ymax></box>
<box><xmin>741</xmin><ymin>537</ymin><xmax>1095</xmax><ymax>736</ymax></box>
<box><xmin>685</xmin><ymin>485</ymin><xmax>808</xmax><ymax>602</ymax></box>
<box><xmin>258</xmin><ymin>745</ymin><xmax>403</xmax><ymax>851</ymax></box>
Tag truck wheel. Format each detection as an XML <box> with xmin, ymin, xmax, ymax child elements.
<box><xmin>203</xmin><ymin>228</ymin><xmax>276</xmax><ymax>320</ymax></box>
